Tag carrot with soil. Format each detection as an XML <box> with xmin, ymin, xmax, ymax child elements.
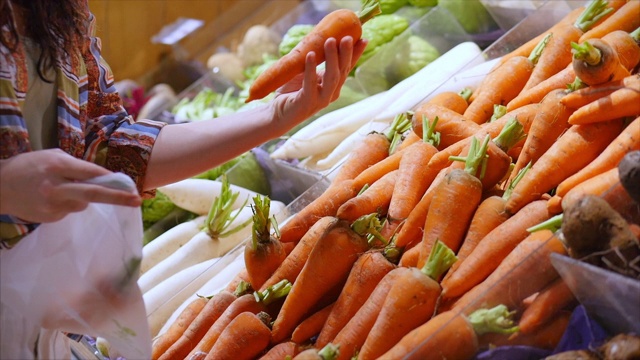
<box><xmin>245</xmin><ymin>0</ymin><xmax>381</xmax><ymax>102</ymax></box>
<box><xmin>203</xmin><ymin>311</ymin><xmax>272</xmax><ymax>360</ymax></box>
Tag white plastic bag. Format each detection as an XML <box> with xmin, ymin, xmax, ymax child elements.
<box><xmin>0</xmin><ymin>173</ymin><xmax>151</xmax><ymax>359</ymax></box>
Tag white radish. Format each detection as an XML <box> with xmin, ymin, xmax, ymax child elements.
<box><xmin>140</xmin><ymin>215</ymin><xmax>207</xmax><ymax>275</ymax></box>
<box><xmin>144</xmin><ymin>257</ymin><xmax>221</xmax><ymax>338</ymax></box>
<box><xmin>155</xmin><ymin>249</ymin><xmax>245</xmax><ymax>338</ymax></box>
<box><xmin>158</xmin><ymin>178</ymin><xmax>260</xmax><ymax>215</ymax></box>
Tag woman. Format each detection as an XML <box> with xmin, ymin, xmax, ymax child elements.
<box><xmin>0</xmin><ymin>0</ymin><xmax>365</xmax><ymax>357</ymax></box>
<box><xmin>0</xmin><ymin>0</ymin><xmax>366</xmax><ymax>246</ymax></box>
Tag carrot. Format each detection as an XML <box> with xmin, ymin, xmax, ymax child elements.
<box><xmin>331</xmin><ymin>266</ymin><xmax>411</xmax><ymax>360</ymax></box>
<box><xmin>271</xmin><ymin>217</ymin><xmax>370</xmax><ymax>344</ymax></box>
<box><xmin>441</xmin><ymin>199</ymin><xmax>551</xmax><ymax>299</ymax></box>
<box><xmin>580</xmin><ymin>0</ymin><xmax>640</xmax><ymax>43</ymax></box>
<box><xmin>335</xmin><ymin>169</ymin><xmax>398</xmax><ymax>222</ymax></box>
<box><xmin>521</xmin><ymin>0</ymin><xmax>613</xmax><ymax>92</ymax></box>
<box><xmin>245</xmin><ymin>0</ymin><xmax>381</xmax><ymax>102</ymax></box>
<box><xmin>315</xmin><ymin>250</ymin><xmax>395</xmax><ymax>348</ymax></box>
<box><xmin>559</xmin><ymin>167</ymin><xmax>621</xmax><ymax>212</ymax></box>
<box><xmin>480</xmin><ymin>311</ymin><xmax>572</xmax><ymax>350</ymax></box>
<box><xmin>506</xmin><ymin>119</ymin><xmax>626</xmax><ymax>214</ymax></box>
<box><xmin>426</xmin><ymin>88</ymin><xmax>472</xmax><ymax>114</ymax></box>
<box><xmin>278</xmin><ymin>180</ymin><xmax>359</xmax><ymax>243</ymax></box>
<box><xmin>452</xmin><ymin>229</ymin><xmax>567</xmax><ymax>314</ymax></box>
<box><xmin>463</xmin><ymin>56</ymin><xmax>535</xmax><ymax>125</ymax></box>
<box><xmin>330</xmin><ymin>112</ymin><xmax>411</xmax><ymax>185</ymax></box>
<box><xmin>556</xmin><ymin>116</ymin><xmax>640</xmax><ymax>199</ymax></box>
<box><xmin>506</xmin><ymin>63</ymin><xmax>576</xmax><ymax>112</ymax></box>
<box><xmin>152</xmin><ymin>297</ymin><xmax>207</xmax><ymax>360</ymax></box>
<box><xmin>567</xmin><ymin>86</ymin><xmax>640</xmax><ymax>125</ymax></box>
<box><xmin>258</xmin><ymin>342</ymin><xmax>302</xmax><ymax>360</ymax></box>
<box><xmin>291</xmin><ymin>303</ymin><xmax>335</xmax><ymax>344</ymax></box>
<box><xmin>203</xmin><ymin>311</ymin><xmax>272</xmax><ymax>360</ymax></box>
<box><xmin>187</xmin><ymin>281</ymin><xmax>291</xmax><ymax>357</ymax></box>
<box><xmin>602</xmin><ymin>28</ymin><xmax>640</xmax><ymax>72</ymax></box>
<box><xmin>261</xmin><ymin>216</ymin><xmax>336</xmax><ymax>291</ymax></box>
<box><xmin>508</xmin><ymin>88</ymin><xmax>573</xmax><ymax>186</ymax></box>
<box><xmin>379</xmin><ymin>305</ymin><xmax>519</xmax><ymax>360</ymax></box>
<box><xmin>157</xmin><ymin>291</ymin><xmax>237</xmax><ymax>360</ymax></box>
<box><xmin>416</xmin><ymin>136</ymin><xmax>489</xmax><ymax>268</ymax></box>
<box><xmin>225</xmin><ymin>269</ymin><xmax>251</xmax><ymax>293</ymax></box>
<box><xmin>244</xmin><ymin>195</ymin><xmax>287</xmax><ymax>291</ymax></box>
<box><xmin>413</xmin><ymin>103</ymin><xmax>481</xmax><ymax>148</ymax></box>
<box><xmin>517</xmin><ymin>278</ymin><xmax>576</xmax><ymax>335</ymax></box>
<box><xmin>359</xmin><ymin>241</ymin><xmax>457</xmax><ymax>359</ymax></box>
<box><xmin>561</xmin><ymin>74</ymin><xmax>640</xmax><ymax>109</ymax></box>
<box><xmin>381</xmin><ymin>115</ymin><xmax>439</xmax><ymax>239</ymax></box>
<box><xmin>571</xmin><ymin>38</ymin><xmax>631</xmax><ymax>86</ymax></box>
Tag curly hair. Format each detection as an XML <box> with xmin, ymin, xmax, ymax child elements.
<box><xmin>0</xmin><ymin>0</ymin><xmax>89</xmax><ymax>82</ymax></box>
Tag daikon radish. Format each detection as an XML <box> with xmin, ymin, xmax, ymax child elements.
<box><xmin>140</xmin><ymin>215</ymin><xmax>207</xmax><ymax>275</ymax></box>
<box><xmin>158</xmin><ymin>178</ymin><xmax>260</xmax><ymax>215</ymax></box>
<box><xmin>155</xmin><ymin>250</ymin><xmax>246</xmax><ymax>338</ymax></box>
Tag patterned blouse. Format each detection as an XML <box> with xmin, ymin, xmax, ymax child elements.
<box><xmin>0</xmin><ymin>10</ymin><xmax>167</xmax><ymax>248</ymax></box>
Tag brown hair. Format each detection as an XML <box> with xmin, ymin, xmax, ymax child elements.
<box><xmin>0</xmin><ymin>0</ymin><xmax>89</xmax><ymax>82</ymax></box>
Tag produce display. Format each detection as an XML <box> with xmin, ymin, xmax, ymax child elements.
<box><xmin>86</xmin><ymin>0</ymin><xmax>640</xmax><ymax>359</ymax></box>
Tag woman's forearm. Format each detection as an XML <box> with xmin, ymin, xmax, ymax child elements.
<box><xmin>143</xmin><ymin>103</ymin><xmax>284</xmax><ymax>191</ymax></box>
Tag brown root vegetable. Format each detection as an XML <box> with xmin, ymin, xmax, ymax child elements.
<box><xmin>544</xmin><ymin>349</ymin><xmax>600</xmax><ymax>360</ymax></box>
<box><xmin>561</xmin><ymin>195</ymin><xmax>637</xmax><ymax>259</ymax></box>
<box><xmin>619</xmin><ymin>150</ymin><xmax>640</xmax><ymax>204</ymax></box>
<box><xmin>599</xmin><ymin>333</ymin><xmax>640</xmax><ymax>360</ymax></box>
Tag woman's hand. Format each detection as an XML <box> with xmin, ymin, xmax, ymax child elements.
<box><xmin>270</xmin><ymin>36</ymin><xmax>367</xmax><ymax>134</ymax></box>
<box><xmin>0</xmin><ymin>149</ymin><xmax>141</xmax><ymax>223</ymax></box>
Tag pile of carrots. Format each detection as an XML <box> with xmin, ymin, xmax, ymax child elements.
<box><xmin>150</xmin><ymin>0</ymin><xmax>640</xmax><ymax>359</ymax></box>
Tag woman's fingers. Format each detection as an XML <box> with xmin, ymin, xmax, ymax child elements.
<box><xmin>52</xmin><ymin>182</ymin><xmax>142</xmax><ymax>208</ymax></box>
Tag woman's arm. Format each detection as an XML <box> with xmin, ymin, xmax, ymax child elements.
<box><xmin>143</xmin><ymin>36</ymin><xmax>366</xmax><ymax>191</ymax></box>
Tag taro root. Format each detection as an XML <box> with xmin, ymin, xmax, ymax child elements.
<box><xmin>619</xmin><ymin>150</ymin><xmax>640</xmax><ymax>204</ymax></box>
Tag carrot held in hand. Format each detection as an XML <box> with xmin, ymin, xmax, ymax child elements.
<box><xmin>244</xmin><ymin>195</ymin><xmax>287</xmax><ymax>290</ymax></box>
<box><xmin>245</xmin><ymin>0</ymin><xmax>381</xmax><ymax>102</ymax></box>
<box><xmin>203</xmin><ymin>311</ymin><xmax>272</xmax><ymax>360</ymax></box>
<box><xmin>379</xmin><ymin>305</ymin><xmax>519</xmax><ymax>360</ymax></box>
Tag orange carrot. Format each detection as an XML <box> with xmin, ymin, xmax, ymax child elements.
<box><xmin>225</xmin><ymin>269</ymin><xmax>251</xmax><ymax>293</ymax></box>
<box><xmin>260</xmin><ymin>216</ymin><xmax>336</xmax><ymax>291</ymax></box>
<box><xmin>442</xmin><ymin>199</ymin><xmax>551</xmax><ymax>299</ymax></box>
<box><xmin>464</xmin><ymin>56</ymin><xmax>535</xmax><ymax>125</ymax></box>
<box><xmin>602</xmin><ymin>28</ymin><xmax>640</xmax><ymax>72</ymax></box>
<box><xmin>571</xmin><ymin>38</ymin><xmax>631</xmax><ymax>86</ymax></box>
<box><xmin>506</xmin><ymin>119</ymin><xmax>626</xmax><ymax>214</ymax></box>
<box><xmin>480</xmin><ymin>311</ymin><xmax>572</xmax><ymax>350</ymax></box>
<box><xmin>316</xmin><ymin>250</ymin><xmax>395</xmax><ymax>348</ymax></box>
<box><xmin>508</xmin><ymin>88</ymin><xmax>573</xmax><ymax>186</ymax></box>
<box><xmin>379</xmin><ymin>305</ymin><xmax>519</xmax><ymax>360</ymax></box>
<box><xmin>187</xmin><ymin>282</ymin><xmax>291</xmax><ymax>358</ymax></box>
<box><xmin>291</xmin><ymin>303</ymin><xmax>335</xmax><ymax>344</ymax></box>
<box><xmin>335</xmin><ymin>169</ymin><xmax>398</xmax><ymax>222</ymax></box>
<box><xmin>245</xmin><ymin>0</ymin><xmax>381</xmax><ymax>102</ymax></box>
<box><xmin>331</xmin><ymin>267</ymin><xmax>412</xmax><ymax>360</ymax></box>
<box><xmin>452</xmin><ymin>229</ymin><xmax>567</xmax><ymax>314</ymax></box>
<box><xmin>278</xmin><ymin>180</ymin><xmax>359</xmax><ymax>243</ymax></box>
<box><xmin>258</xmin><ymin>342</ymin><xmax>302</xmax><ymax>360</ymax></box>
<box><xmin>245</xmin><ymin>195</ymin><xmax>287</xmax><ymax>291</ymax></box>
<box><xmin>359</xmin><ymin>241</ymin><xmax>457</xmax><ymax>359</ymax></box>
<box><xmin>567</xmin><ymin>86</ymin><xmax>640</xmax><ymax>125</ymax></box>
<box><xmin>158</xmin><ymin>291</ymin><xmax>237</xmax><ymax>360</ymax></box>
<box><xmin>426</xmin><ymin>88</ymin><xmax>472</xmax><ymax>114</ymax></box>
<box><xmin>559</xmin><ymin>167</ymin><xmax>621</xmax><ymax>213</ymax></box>
<box><xmin>271</xmin><ymin>217</ymin><xmax>370</xmax><ymax>344</ymax></box>
<box><xmin>517</xmin><ymin>278</ymin><xmax>576</xmax><ymax>335</ymax></box>
<box><xmin>152</xmin><ymin>297</ymin><xmax>208</xmax><ymax>360</ymax></box>
<box><xmin>506</xmin><ymin>63</ymin><xmax>576</xmax><ymax>112</ymax></box>
<box><xmin>381</xmin><ymin>115</ymin><xmax>439</xmax><ymax>239</ymax></box>
<box><xmin>203</xmin><ymin>312</ymin><xmax>272</xmax><ymax>360</ymax></box>
<box><xmin>561</xmin><ymin>74</ymin><xmax>640</xmax><ymax>109</ymax></box>
<box><xmin>580</xmin><ymin>0</ymin><xmax>640</xmax><ymax>43</ymax></box>
<box><xmin>413</xmin><ymin>103</ymin><xmax>481</xmax><ymax>149</ymax></box>
<box><xmin>556</xmin><ymin>116</ymin><xmax>640</xmax><ymax>198</ymax></box>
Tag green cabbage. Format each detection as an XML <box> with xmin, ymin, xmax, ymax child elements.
<box><xmin>376</xmin><ymin>0</ymin><xmax>409</xmax><ymax>14</ymax></box>
<box><xmin>278</xmin><ymin>24</ymin><xmax>314</xmax><ymax>56</ymax></box>
<box><xmin>408</xmin><ymin>0</ymin><xmax>437</xmax><ymax>7</ymax></box>
<box><xmin>391</xmin><ymin>35</ymin><xmax>440</xmax><ymax>81</ymax></box>
<box><xmin>141</xmin><ymin>191</ymin><xmax>176</xmax><ymax>230</ymax></box>
<box><xmin>358</xmin><ymin>14</ymin><xmax>410</xmax><ymax>67</ymax></box>
<box><xmin>438</xmin><ymin>0</ymin><xmax>498</xmax><ymax>34</ymax></box>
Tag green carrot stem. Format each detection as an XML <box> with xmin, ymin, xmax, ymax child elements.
<box><xmin>358</xmin><ymin>184</ymin><xmax>370</xmax><ymax>196</ymax></box>
<box><xmin>468</xmin><ymin>304</ymin><xmax>519</xmax><ymax>336</ymax></box>
<box><xmin>458</xmin><ymin>135</ymin><xmax>491</xmax><ymax>178</ymax></box>
<box><xmin>459</xmin><ymin>87</ymin><xmax>472</xmax><ymax>102</ymax></box>
<box><xmin>527</xmin><ymin>213</ymin><xmax>564</xmax><ymax>233</ymax></box>
<box><xmin>250</xmin><ymin>194</ymin><xmax>272</xmax><ymax>251</ymax></box>
<box><xmin>574</xmin><ymin>0</ymin><xmax>614</xmax><ymax>33</ymax></box>
<box><xmin>383</xmin><ymin>245</ymin><xmax>401</xmax><ymax>264</ymax></box>
<box><xmin>234</xmin><ymin>280</ymin><xmax>252</xmax><ymax>297</ymax></box>
<box><xmin>385</xmin><ymin>112</ymin><xmax>411</xmax><ymax>141</ymax></box>
<box><xmin>318</xmin><ymin>343</ymin><xmax>340</xmax><ymax>360</ymax></box>
<box><xmin>490</xmin><ymin>105</ymin><xmax>508</xmax><ymax>123</ymax></box>
<box><xmin>566</xmin><ymin>76</ymin><xmax>587</xmax><ymax>92</ymax></box>
<box><xmin>254</xmin><ymin>279</ymin><xmax>292</xmax><ymax>305</ymax></box>
<box><xmin>631</xmin><ymin>27</ymin><xmax>640</xmax><ymax>42</ymax></box>
<box><xmin>352</xmin><ymin>213</ymin><xmax>387</xmax><ymax>246</ymax></box>
<box><xmin>492</xmin><ymin>116</ymin><xmax>526</xmax><ymax>153</ymax></box>
<box><xmin>529</xmin><ymin>33</ymin><xmax>552</xmax><ymax>64</ymax></box>
<box><xmin>420</xmin><ymin>240</ymin><xmax>458</xmax><ymax>281</ymax></box>
<box><xmin>358</xmin><ymin>0</ymin><xmax>382</xmax><ymax>25</ymax></box>
<box><xmin>571</xmin><ymin>41</ymin><xmax>602</xmax><ymax>66</ymax></box>
<box><xmin>503</xmin><ymin>161</ymin><xmax>531</xmax><ymax>201</ymax></box>
<box><xmin>422</xmin><ymin>115</ymin><xmax>441</xmax><ymax>147</ymax></box>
